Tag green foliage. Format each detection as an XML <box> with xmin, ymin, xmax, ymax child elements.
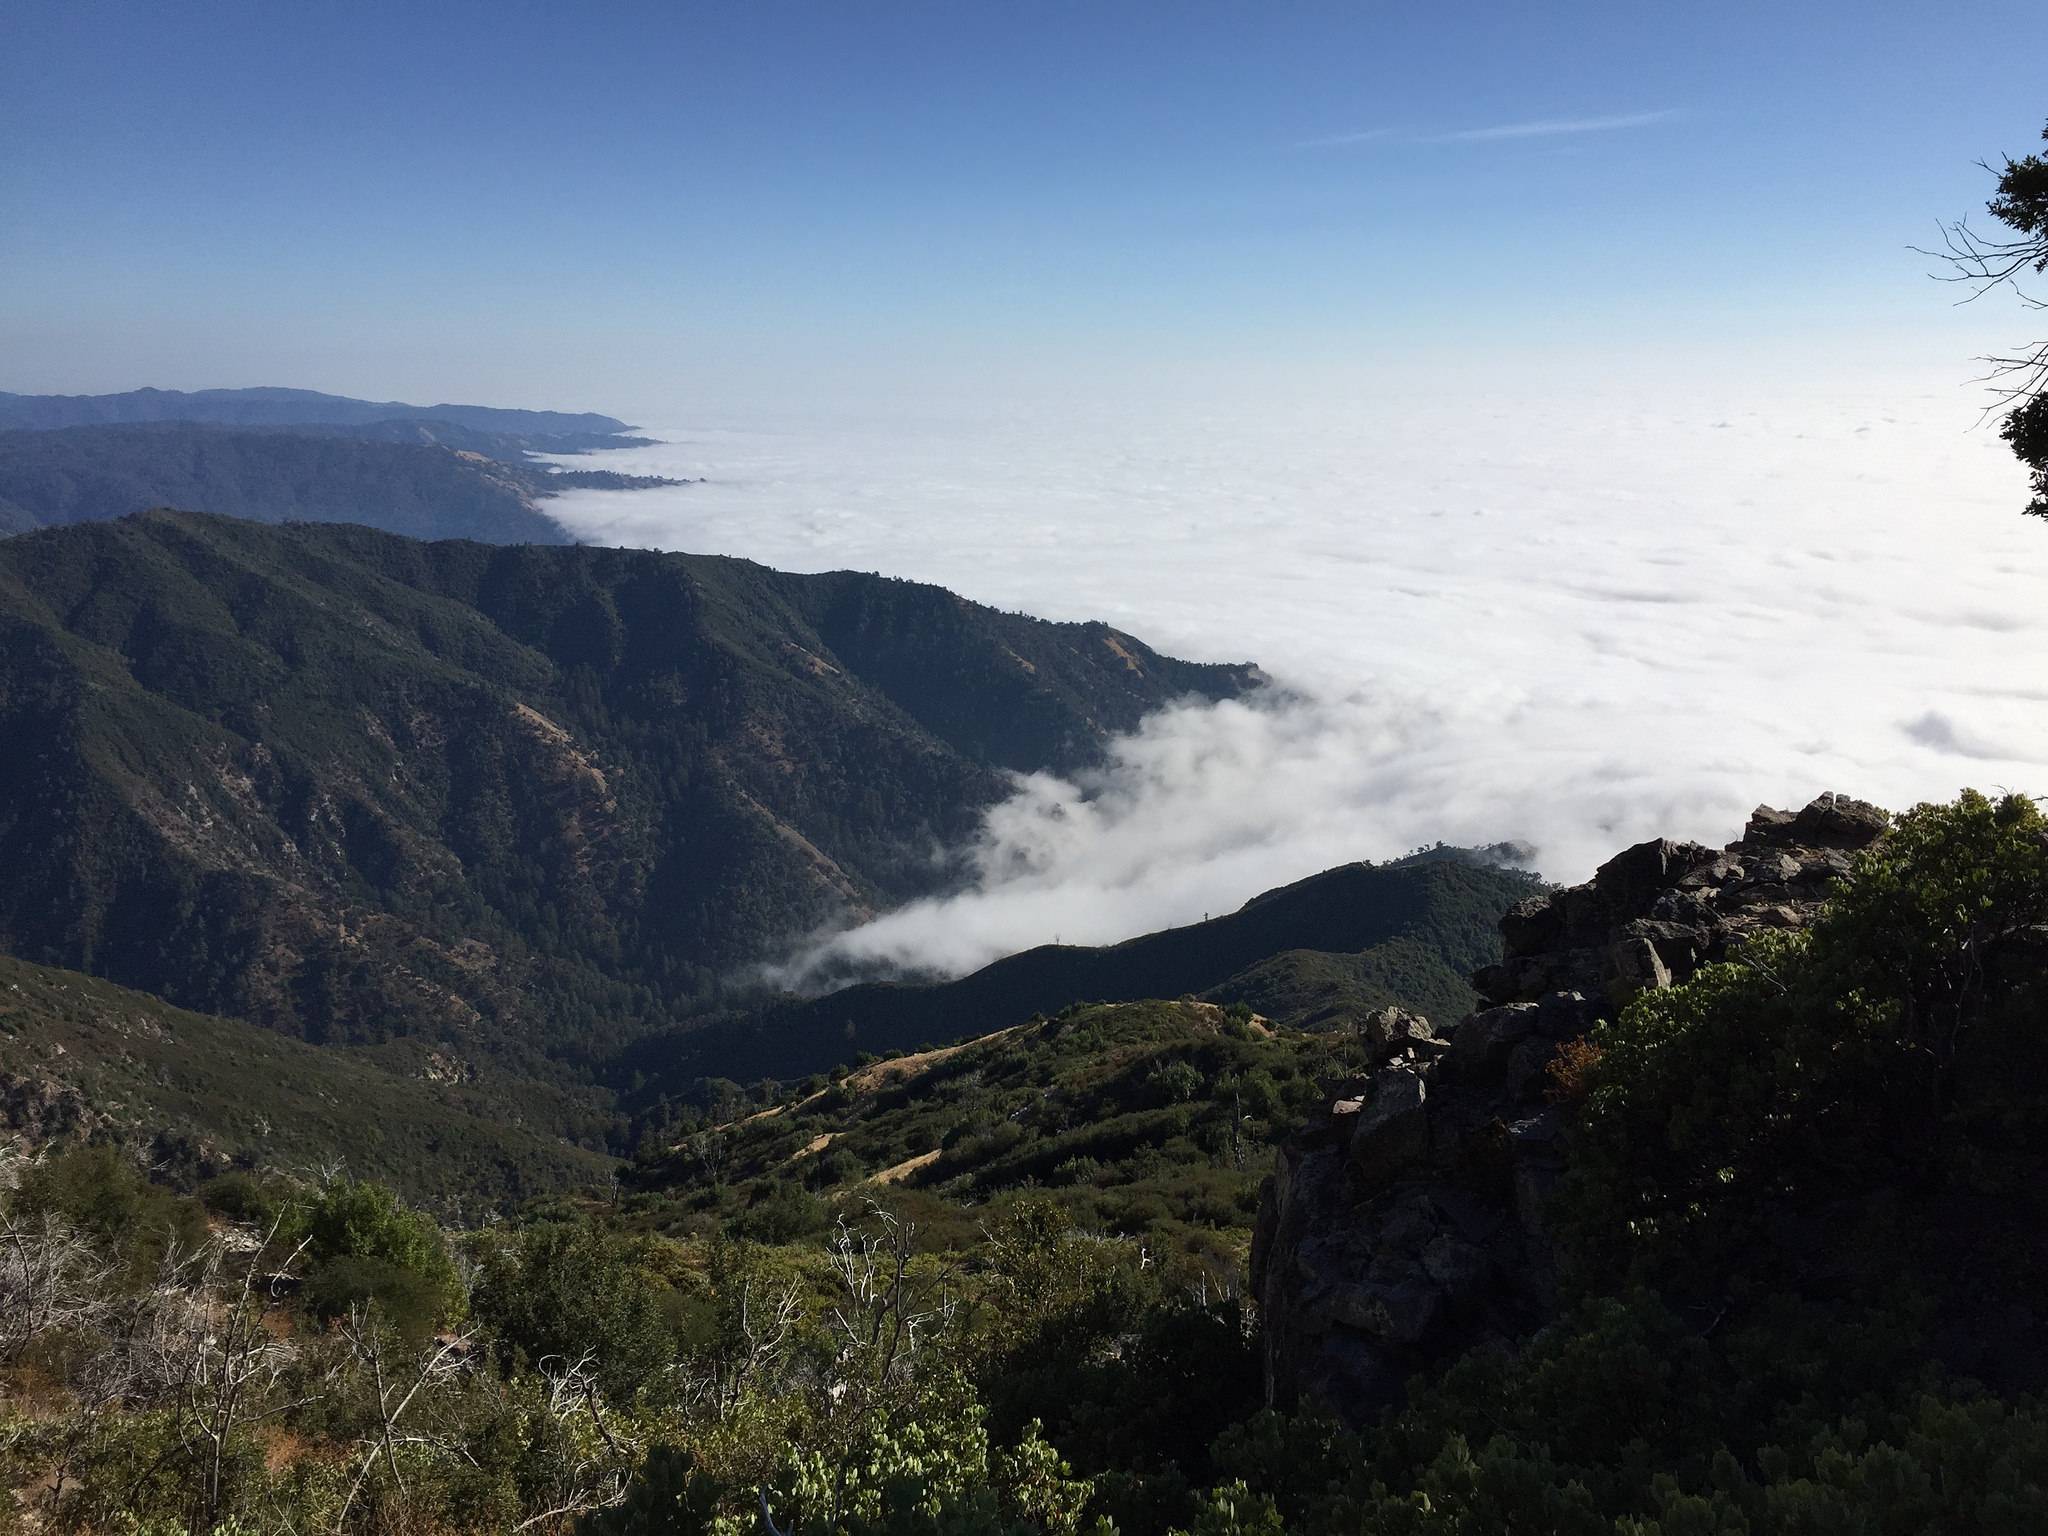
<box><xmin>284</xmin><ymin>1177</ymin><xmax>464</xmax><ymax>1336</ymax></box>
<box><xmin>768</xmin><ymin>1382</ymin><xmax>1099</xmax><ymax>1536</ymax></box>
<box><xmin>629</xmin><ymin>1000</ymin><xmax>1355</xmax><ymax>1251</ymax></box>
<box><xmin>472</xmin><ymin>1221</ymin><xmax>679</xmax><ymax>1402</ymax></box>
<box><xmin>9</xmin><ymin>1141</ymin><xmax>208</xmax><ymax>1272</ymax></box>
<box><xmin>965</xmin><ymin>1200</ymin><xmax>1261</xmax><ymax>1532</ymax></box>
<box><xmin>1975</xmin><ymin>122</ymin><xmax>2048</xmax><ymax>515</ymax></box>
<box><xmin>0</xmin><ymin>951</ymin><xmax>615</xmax><ymax>1212</ymax></box>
<box><xmin>1555</xmin><ymin>790</ymin><xmax>2048</xmax><ymax>1304</ymax></box>
<box><xmin>731</xmin><ymin>1179</ymin><xmax>830</xmax><ymax>1244</ymax></box>
<box><xmin>199</xmin><ymin>1172</ymin><xmax>284</xmax><ymax>1226</ymax></box>
<box><xmin>1211</xmin><ymin>1373</ymin><xmax>2048</xmax><ymax>1535</ymax></box>
<box><xmin>1814</xmin><ymin>788</ymin><xmax>2048</xmax><ymax>1039</ymax></box>
<box><xmin>577</xmin><ymin>1446</ymin><xmax>722</xmax><ymax>1536</ymax></box>
<box><xmin>1935</xmin><ymin>119</ymin><xmax>2048</xmax><ymax>515</ymax></box>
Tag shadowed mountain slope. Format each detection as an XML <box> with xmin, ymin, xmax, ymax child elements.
<box><xmin>620</xmin><ymin>858</ymin><xmax>1542</xmax><ymax>1094</ymax></box>
<box><xmin>0</xmin><ymin>512</ymin><xmax>1258</xmax><ymax>1063</ymax></box>
<box><xmin>0</xmin><ymin>953</ymin><xmax>613</xmax><ymax>1214</ymax></box>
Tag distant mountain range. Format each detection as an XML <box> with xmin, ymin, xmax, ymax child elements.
<box><xmin>0</xmin><ymin>387</ymin><xmax>671</xmax><ymax>543</ymax></box>
<box><xmin>230</xmin><ymin>416</ymin><xmax>659</xmax><ymax>464</ymax></box>
<box><xmin>0</xmin><ymin>386</ymin><xmax>634</xmax><ymax>437</ymax></box>
<box><xmin>0</xmin><ymin>423</ymin><xmax>676</xmax><ymax>541</ymax></box>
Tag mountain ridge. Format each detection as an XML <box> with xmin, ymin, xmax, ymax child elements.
<box><xmin>0</xmin><ymin>385</ymin><xmax>633</xmax><ymax>436</ymax></box>
<box><xmin>0</xmin><ymin>511</ymin><xmax>1260</xmax><ymax>1066</ymax></box>
<box><xmin>613</xmin><ymin>857</ymin><xmax>1543</xmax><ymax>1105</ymax></box>
<box><xmin>0</xmin><ymin>422</ymin><xmax>680</xmax><ymax>541</ymax></box>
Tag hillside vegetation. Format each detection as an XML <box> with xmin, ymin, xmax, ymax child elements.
<box><xmin>623</xmin><ymin>998</ymin><xmax>1375</xmax><ymax>1262</ymax></box>
<box><xmin>0</xmin><ymin>952</ymin><xmax>613</xmax><ymax>1213</ymax></box>
<box><xmin>9</xmin><ymin>793</ymin><xmax>2048</xmax><ymax>1536</ymax></box>
<box><xmin>0</xmin><ymin>512</ymin><xmax>1258</xmax><ymax>1064</ymax></box>
<box><xmin>0</xmin><ymin>994</ymin><xmax>1369</xmax><ymax>1535</ymax></box>
<box><xmin>622</xmin><ymin>857</ymin><xmax>1539</xmax><ymax>1095</ymax></box>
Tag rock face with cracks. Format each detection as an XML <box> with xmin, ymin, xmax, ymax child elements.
<box><xmin>1249</xmin><ymin>793</ymin><xmax>1891</xmax><ymax>1421</ymax></box>
<box><xmin>1474</xmin><ymin>790</ymin><xmax>1890</xmax><ymax>1013</ymax></box>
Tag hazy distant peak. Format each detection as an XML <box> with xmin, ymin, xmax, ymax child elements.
<box><xmin>0</xmin><ymin>385</ymin><xmax>632</xmax><ymax>436</ymax></box>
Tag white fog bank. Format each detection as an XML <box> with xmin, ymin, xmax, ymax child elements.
<box><xmin>544</xmin><ymin>373</ymin><xmax>2048</xmax><ymax>979</ymax></box>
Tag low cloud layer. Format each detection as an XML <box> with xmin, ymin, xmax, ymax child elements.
<box><xmin>547</xmin><ymin>370</ymin><xmax>2048</xmax><ymax>982</ymax></box>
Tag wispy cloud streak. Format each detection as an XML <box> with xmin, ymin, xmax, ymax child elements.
<box><xmin>1437</xmin><ymin>110</ymin><xmax>1678</xmax><ymax>142</ymax></box>
<box><xmin>1300</xmin><ymin>110</ymin><xmax>1678</xmax><ymax>149</ymax></box>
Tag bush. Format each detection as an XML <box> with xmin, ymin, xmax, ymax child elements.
<box><xmin>9</xmin><ymin>1143</ymin><xmax>208</xmax><ymax>1275</ymax></box>
<box><xmin>1555</xmin><ymin>790</ymin><xmax>2048</xmax><ymax>1305</ymax></box>
<box><xmin>471</xmin><ymin>1222</ymin><xmax>676</xmax><ymax>1401</ymax></box>
<box><xmin>576</xmin><ymin>1446</ymin><xmax>720</xmax><ymax>1536</ymax></box>
<box><xmin>284</xmin><ymin>1177</ymin><xmax>463</xmax><ymax>1334</ymax></box>
<box><xmin>198</xmin><ymin>1171</ymin><xmax>284</xmax><ymax>1227</ymax></box>
<box><xmin>731</xmin><ymin>1179</ymin><xmax>828</xmax><ymax>1244</ymax></box>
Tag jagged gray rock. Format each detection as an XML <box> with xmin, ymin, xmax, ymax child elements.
<box><xmin>1473</xmin><ymin>791</ymin><xmax>1888</xmax><ymax>1011</ymax></box>
<box><xmin>1249</xmin><ymin>792</ymin><xmax>1892</xmax><ymax>1423</ymax></box>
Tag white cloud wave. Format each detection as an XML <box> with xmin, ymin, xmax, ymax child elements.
<box><xmin>543</xmin><ymin>366</ymin><xmax>2048</xmax><ymax>983</ymax></box>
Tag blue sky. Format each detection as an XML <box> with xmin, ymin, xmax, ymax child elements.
<box><xmin>5</xmin><ymin>1</ymin><xmax>2047</xmax><ymax>412</ymax></box>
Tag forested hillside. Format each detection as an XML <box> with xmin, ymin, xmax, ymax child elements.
<box><xmin>623</xmin><ymin>998</ymin><xmax>1374</xmax><ymax>1260</ymax></box>
<box><xmin>0</xmin><ymin>512</ymin><xmax>1259</xmax><ymax>1062</ymax></box>
<box><xmin>625</xmin><ymin>857</ymin><xmax>1539</xmax><ymax>1094</ymax></box>
<box><xmin>0</xmin><ymin>953</ymin><xmax>612</xmax><ymax>1212</ymax></box>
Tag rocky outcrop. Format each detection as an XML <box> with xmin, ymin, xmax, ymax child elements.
<box><xmin>1474</xmin><ymin>791</ymin><xmax>1888</xmax><ymax>1013</ymax></box>
<box><xmin>1248</xmin><ymin>994</ymin><xmax>1591</xmax><ymax>1418</ymax></box>
<box><xmin>1250</xmin><ymin>793</ymin><xmax>1891</xmax><ymax>1421</ymax></box>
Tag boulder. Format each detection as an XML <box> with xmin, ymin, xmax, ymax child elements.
<box><xmin>1251</xmin><ymin>993</ymin><xmax>1570</xmax><ymax>1423</ymax></box>
<box><xmin>1362</xmin><ymin>1006</ymin><xmax>1434</xmax><ymax>1054</ymax></box>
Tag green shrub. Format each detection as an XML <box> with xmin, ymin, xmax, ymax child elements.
<box><xmin>1555</xmin><ymin>789</ymin><xmax>2048</xmax><ymax>1305</ymax></box>
<box><xmin>576</xmin><ymin>1446</ymin><xmax>720</xmax><ymax>1535</ymax></box>
<box><xmin>471</xmin><ymin>1222</ymin><xmax>676</xmax><ymax>1401</ymax></box>
<box><xmin>9</xmin><ymin>1142</ymin><xmax>207</xmax><ymax>1272</ymax></box>
<box><xmin>283</xmin><ymin>1177</ymin><xmax>463</xmax><ymax>1334</ymax></box>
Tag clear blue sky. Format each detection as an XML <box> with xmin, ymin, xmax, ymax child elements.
<box><xmin>5</xmin><ymin>1</ymin><xmax>2046</xmax><ymax>413</ymax></box>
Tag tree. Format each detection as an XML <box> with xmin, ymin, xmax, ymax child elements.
<box><xmin>1932</xmin><ymin>119</ymin><xmax>2048</xmax><ymax>514</ymax></box>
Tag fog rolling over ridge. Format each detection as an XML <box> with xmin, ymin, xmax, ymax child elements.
<box><xmin>545</xmin><ymin>373</ymin><xmax>2048</xmax><ymax>981</ymax></box>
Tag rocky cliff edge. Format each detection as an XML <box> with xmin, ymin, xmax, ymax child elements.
<box><xmin>1248</xmin><ymin>792</ymin><xmax>1890</xmax><ymax>1421</ymax></box>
